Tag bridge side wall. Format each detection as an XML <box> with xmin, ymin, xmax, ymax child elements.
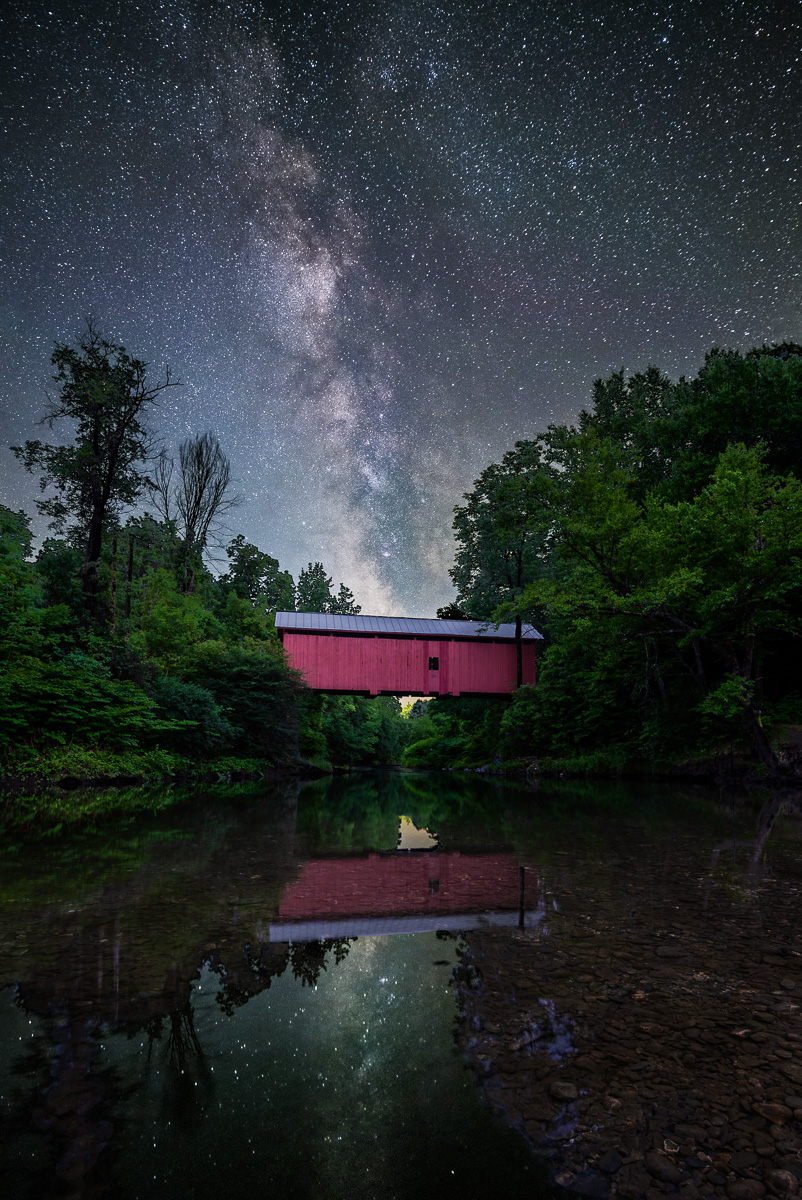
<box><xmin>281</xmin><ymin>632</ymin><xmax>536</xmax><ymax>695</ymax></box>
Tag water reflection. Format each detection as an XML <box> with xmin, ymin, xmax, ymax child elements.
<box><xmin>270</xmin><ymin>840</ymin><xmax>542</xmax><ymax>940</ymax></box>
<box><xmin>1</xmin><ymin>774</ymin><xmax>802</xmax><ymax>1198</ymax></box>
<box><xmin>397</xmin><ymin>814</ymin><xmax>438</xmax><ymax>851</ymax></box>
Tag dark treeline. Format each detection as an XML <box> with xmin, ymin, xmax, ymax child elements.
<box><xmin>4</xmin><ymin>328</ymin><xmax>802</xmax><ymax>782</ymax></box>
<box><xmin>0</xmin><ymin>326</ymin><xmax>407</xmax><ymax>778</ymax></box>
<box><xmin>403</xmin><ymin>342</ymin><xmax>802</xmax><ymax>778</ymax></box>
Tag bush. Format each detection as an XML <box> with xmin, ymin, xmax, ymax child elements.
<box><xmin>0</xmin><ymin>653</ymin><xmax>172</xmax><ymax>755</ymax></box>
<box><xmin>149</xmin><ymin>674</ymin><xmax>235</xmax><ymax>755</ymax></box>
<box><xmin>186</xmin><ymin>639</ymin><xmax>301</xmax><ymax>760</ymax></box>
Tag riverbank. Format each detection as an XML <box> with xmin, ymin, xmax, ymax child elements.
<box><xmin>453</xmin><ymin>805</ymin><xmax>802</xmax><ymax>1200</ymax></box>
<box><xmin>465</xmin><ymin>729</ymin><xmax>802</xmax><ymax>789</ymax></box>
<box><xmin>0</xmin><ymin>746</ymin><xmax>332</xmax><ymax>823</ymax></box>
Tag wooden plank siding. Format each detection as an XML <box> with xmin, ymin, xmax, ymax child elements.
<box><xmin>281</xmin><ymin>631</ymin><xmax>536</xmax><ymax>696</ymax></box>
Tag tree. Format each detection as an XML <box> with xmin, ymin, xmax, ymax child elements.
<box><xmin>295</xmin><ymin>563</ymin><xmax>361</xmax><ymax>614</ymax></box>
<box><xmin>330</xmin><ymin>583</ymin><xmax>361</xmax><ymax>615</ymax></box>
<box><xmin>12</xmin><ymin>323</ymin><xmax>176</xmax><ymax>619</ymax></box>
<box><xmin>435</xmin><ymin>602</ymin><xmax>469</xmax><ymax>620</ymax></box>
<box><xmin>666</xmin><ymin>344</ymin><xmax>802</xmax><ymax>498</ymax></box>
<box><xmin>148</xmin><ymin>432</ymin><xmax>237</xmax><ymax>592</ymax></box>
<box><xmin>450</xmin><ymin>443</ymin><xmax>549</xmax><ymax>685</ymax></box>
<box><xmin>577</xmin><ymin>365</ymin><xmax>678</xmax><ymax>500</ymax></box>
<box><xmin>515</xmin><ymin>440</ymin><xmax>802</xmax><ymax>774</ymax></box>
<box><xmin>295</xmin><ymin>562</ymin><xmax>334</xmax><ymax>612</ymax></box>
<box><xmin>220</xmin><ymin>535</ymin><xmax>295</xmax><ymax>611</ymax></box>
<box><xmin>186</xmin><ymin>639</ymin><xmax>302</xmax><ymax>761</ymax></box>
<box><xmin>578</xmin><ymin>345</ymin><xmax>802</xmax><ymax>504</ymax></box>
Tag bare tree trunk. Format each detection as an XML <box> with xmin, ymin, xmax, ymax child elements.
<box><xmin>125</xmin><ymin>535</ymin><xmax>136</xmax><ymax>621</ymax></box>
<box><xmin>175</xmin><ymin>433</ymin><xmax>237</xmax><ymax>593</ymax></box>
<box><xmin>742</xmin><ymin>701</ymin><xmax>785</xmax><ymax>776</ymax></box>
<box><xmin>110</xmin><ymin>530</ymin><xmax>118</xmax><ymax>633</ymax></box>
<box><xmin>80</xmin><ymin>508</ymin><xmax>105</xmax><ymax>618</ymax></box>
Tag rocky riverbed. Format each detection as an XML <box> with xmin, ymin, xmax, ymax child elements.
<box><xmin>453</xmin><ymin>837</ymin><xmax>802</xmax><ymax>1199</ymax></box>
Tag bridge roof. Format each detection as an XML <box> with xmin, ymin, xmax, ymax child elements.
<box><xmin>274</xmin><ymin>612</ymin><xmax>543</xmax><ymax>639</ymax></box>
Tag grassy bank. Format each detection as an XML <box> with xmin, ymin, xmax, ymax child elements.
<box><xmin>0</xmin><ymin>742</ymin><xmax>331</xmax><ymax>796</ymax></box>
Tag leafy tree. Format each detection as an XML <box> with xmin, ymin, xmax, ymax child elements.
<box><xmin>435</xmin><ymin>602</ymin><xmax>469</xmax><ymax>620</ymax></box>
<box><xmin>132</xmin><ymin>568</ymin><xmax>221</xmax><ymax>666</ymax></box>
<box><xmin>12</xmin><ymin>324</ymin><xmax>176</xmax><ymax>618</ymax></box>
<box><xmin>295</xmin><ymin>563</ymin><xmax>361</xmax><ymax>614</ymax></box>
<box><xmin>0</xmin><ymin>508</ymin><xmax>44</xmax><ymax>662</ymax></box>
<box><xmin>221</xmin><ymin>534</ymin><xmax>294</xmax><ymax>611</ymax></box>
<box><xmin>402</xmin><ymin>697</ymin><xmax>506</xmax><ymax>768</ymax></box>
<box><xmin>451</xmin><ymin>443</ymin><xmax>549</xmax><ymax>685</ymax></box>
<box><xmin>331</xmin><ymin>582</ymin><xmax>361</xmax><ymax>615</ymax></box>
<box><xmin>148</xmin><ymin>675</ymin><xmax>234</xmax><ymax>754</ymax></box>
<box><xmin>514</xmin><ymin>441</ymin><xmax>802</xmax><ymax>773</ymax></box>
<box><xmin>577</xmin><ymin>344</ymin><xmax>802</xmax><ymax>504</ymax></box>
<box><xmin>0</xmin><ymin>652</ymin><xmax>173</xmax><ymax>754</ymax></box>
<box><xmin>35</xmin><ymin>538</ymin><xmax>85</xmax><ymax>615</ymax></box>
<box><xmin>320</xmin><ymin>695</ymin><xmax>407</xmax><ymax>766</ymax></box>
<box><xmin>295</xmin><ymin>562</ymin><xmax>335</xmax><ymax>612</ymax></box>
<box><xmin>0</xmin><ymin>506</ymin><xmax>33</xmax><ymax>562</ymax></box>
<box><xmin>577</xmin><ymin>365</ymin><xmax>679</xmax><ymax>499</ymax></box>
<box><xmin>186</xmin><ymin>639</ymin><xmax>302</xmax><ymax>761</ymax></box>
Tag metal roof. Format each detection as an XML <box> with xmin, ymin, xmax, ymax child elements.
<box><xmin>274</xmin><ymin>612</ymin><xmax>543</xmax><ymax>640</ymax></box>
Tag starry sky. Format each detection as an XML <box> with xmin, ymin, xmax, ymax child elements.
<box><xmin>1</xmin><ymin>0</ymin><xmax>800</xmax><ymax>615</ymax></box>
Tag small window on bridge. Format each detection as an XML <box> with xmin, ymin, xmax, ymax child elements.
<box><xmin>428</xmin><ymin>656</ymin><xmax>439</xmax><ymax>670</ymax></box>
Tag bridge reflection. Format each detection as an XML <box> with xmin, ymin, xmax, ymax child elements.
<box><xmin>270</xmin><ymin>850</ymin><xmax>542</xmax><ymax>941</ymax></box>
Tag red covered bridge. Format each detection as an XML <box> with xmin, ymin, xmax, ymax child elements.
<box><xmin>275</xmin><ymin>612</ymin><xmax>543</xmax><ymax>697</ymax></box>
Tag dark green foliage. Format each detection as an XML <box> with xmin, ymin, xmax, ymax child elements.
<box><xmin>579</xmin><ymin>346</ymin><xmax>802</xmax><ymax>503</ymax></box>
<box><xmin>296</xmin><ymin>562</ymin><xmax>335</xmax><ymax>612</ymax></box>
<box><xmin>402</xmin><ymin>698</ymin><xmax>507</xmax><ymax>769</ymax></box>
<box><xmin>35</xmin><ymin>538</ymin><xmax>85</xmax><ymax>614</ymax></box>
<box><xmin>0</xmin><ymin>653</ymin><xmax>172</xmax><ymax>753</ymax></box>
<box><xmin>672</xmin><ymin>346</ymin><xmax>802</xmax><ymax>497</ymax></box>
<box><xmin>450</xmin><ymin>443</ymin><xmax>548</xmax><ymax>621</ymax></box>
<box><xmin>0</xmin><ymin>507</ymin><xmax>33</xmax><ymax>561</ymax></box>
<box><xmin>435</xmin><ymin>602</ymin><xmax>469</xmax><ymax>620</ymax></box>
<box><xmin>221</xmin><ymin>534</ymin><xmax>294</xmax><ymax>611</ymax></box>
<box><xmin>186</xmin><ymin>641</ymin><xmax>302</xmax><ymax>761</ymax></box>
<box><xmin>11</xmin><ymin>324</ymin><xmax>176</xmax><ymax>616</ymax></box>
<box><xmin>148</xmin><ymin>675</ymin><xmax>235</xmax><ymax>754</ymax></box>
<box><xmin>450</xmin><ymin>441</ymin><xmax>551</xmax><ymax>684</ymax></box>
<box><xmin>480</xmin><ymin>343</ymin><xmax>802</xmax><ymax>775</ymax></box>
<box><xmin>297</xmin><ymin>692</ymin><xmax>329</xmax><ymax>765</ymax></box>
<box><xmin>2</xmin><ymin>331</ymin><xmax>370</xmax><ymax>780</ymax></box>
<box><xmin>331</xmin><ymin>583</ymin><xmax>360</xmax><ymax>615</ymax></box>
<box><xmin>421</xmin><ymin>342</ymin><xmax>802</xmax><ymax>776</ymax></box>
<box><xmin>321</xmin><ymin>695</ymin><xmax>409</xmax><ymax>766</ymax></box>
<box><xmin>295</xmin><ymin>562</ymin><xmax>361</xmax><ymax>614</ymax></box>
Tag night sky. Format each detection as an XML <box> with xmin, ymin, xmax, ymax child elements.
<box><xmin>1</xmin><ymin>0</ymin><xmax>800</xmax><ymax>615</ymax></box>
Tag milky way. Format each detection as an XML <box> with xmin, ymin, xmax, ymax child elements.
<box><xmin>1</xmin><ymin>0</ymin><xmax>800</xmax><ymax>614</ymax></box>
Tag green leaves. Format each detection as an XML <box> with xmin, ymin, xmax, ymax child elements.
<box><xmin>0</xmin><ymin>654</ymin><xmax>174</xmax><ymax>754</ymax></box>
<box><xmin>451</xmin><ymin>441</ymin><xmax>551</xmax><ymax>620</ymax></box>
<box><xmin>477</xmin><ymin>346</ymin><xmax>802</xmax><ymax>773</ymax></box>
<box><xmin>221</xmin><ymin>534</ymin><xmax>294</xmax><ymax>611</ymax></box>
<box><xmin>295</xmin><ymin>562</ymin><xmax>361</xmax><ymax>614</ymax></box>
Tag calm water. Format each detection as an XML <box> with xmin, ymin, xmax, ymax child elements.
<box><xmin>1</xmin><ymin>772</ymin><xmax>801</xmax><ymax>1199</ymax></box>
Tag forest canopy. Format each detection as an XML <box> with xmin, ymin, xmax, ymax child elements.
<box><xmin>406</xmin><ymin>343</ymin><xmax>802</xmax><ymax>777</ymax></box>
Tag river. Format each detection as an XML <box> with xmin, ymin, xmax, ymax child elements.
<box><xmin>1</xmin><ymin>772</ymin><xmax>801</xmax><ymax>1199</ymax></box>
